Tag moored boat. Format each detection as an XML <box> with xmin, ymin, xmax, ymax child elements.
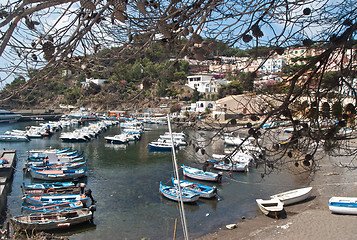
<box><xmin>29</xmin><ymin>167</ymin><xmax>86</xmax><ymax>181</ymax></box>
<box><xmin>213</xmin><ymin>162</ymin><xmax>248</xmax><ymax>172</ymax></box>
<box><xmin>148</xmin><ymin>141</ymin><xmax>177</xmax><ymax>151</ymax></box>
<box><xmin>104</xmin><ymin>134</ymin><xmax>128</xmax><ymax>144</ymax></box>
<box><xmin>270</xmin><ymin>187</ymin><xmax>312</xmax><ymax>205</ymax></box>
<box><xmin>0</xmin><ymin>109</ymin><xmax>22</xmax><ymax>123</ymax></box>
<box><xmin>182</xmin><ymin>165</ymin><xmax>222</xmax><ymax>182</ymax></box>
<box><xmin>0</xmin><ymin>134</ymin><xmax>29</xmax><ymax>142</ymax></box>
<box><xmin>22</xmin><ymin>201</ymin><xmax>84</xmax><ymax>213</ymax></box>
<box><xmin>22</xmin><ymin>182</ymin><xmax>77</xmax><ymax>191</ymax></box>
<box><xmin>11</xmin><ymin>208</ymin><xmax>95</xmax><ymax>231</ymax></box>
<box><xmin>171</xmin><ymin>177</ymin><xmax>217</xmax><ymax>198</ymax></box>
<box><xmin>25</xmin><ymin>194</ymin><xmax>88</xmax><ymax>205</ymax></box>
<box><xmin>329</xmin><ymin>197</ymin><xmax>357</xmax><ymax>215</ymax></box>
<box><xmin>159</xmin><ymin>182</ymin><xmax>199</xmax><ymax>203</ymax></box>
<box><xmin>26</xmin><ymin>160</ymin><xmax>87</xmax><ymax>171</ymax></box>
<box><xmin>256</xmin><ymin>198</ymin><xmax>284</xmax><ymax>218</ymax></box>
<box><xmin>22</xmin><ymin>185</ymin><xmax>83</xmax><ymax>196</ymax></box>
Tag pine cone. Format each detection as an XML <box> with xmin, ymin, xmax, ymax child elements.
<box><xmin>137</xmin><ymin>0</ymin><xmax>147</xmax><ymax>15</ymax></box>
<box><xmin>80</xmin><ymin>0</ymin><xmax>96</xmax><ymax>11</ymax></box>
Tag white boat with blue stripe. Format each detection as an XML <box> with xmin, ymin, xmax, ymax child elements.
<box><xmin>159</xmin><ymin>182</ymin><xmax>199</xmax><ymax>203</ymax></box>
<box><xmin>182</xmin><ymin>165</ymin><xmax>222</xmax><ymax>182</ymax></box>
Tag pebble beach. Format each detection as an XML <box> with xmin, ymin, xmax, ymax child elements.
<box><xmin>196</xmin><ymin>145</ymin><xmax>357</xmax><ymax>240</ymax></box>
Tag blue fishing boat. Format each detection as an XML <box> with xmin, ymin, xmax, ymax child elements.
<box><xmin>29</xmin><ymin>167</ymin><xmax>86</xmax><ymax>181</ymax></box>
<box><xmin>159</xmin><ymin>182</ymin><xmax>199</xmax><ymax>203</ymax></box>
<box><xmin>22</xmin><ymin>201</ymin><xmax>84</xmax><ymax>213</ymax></box>
<box><xmin>27</xmin><ymin>160</ymin><xmax>87</xmax><ymax>171</ymax></box>
<box><xmin>29</xmin><ymin>150</ymin><xmax>79</xmax><ymax>160</ymax></box>
<box><xmin>148</xmin><ymin>141</ymin><xmax>177</xmax><ymax>151</ymax></box>
<box><xmin>27</xmin><ymin>152</ymin><xmax>84</xmax><ymax>162</ymax></box>
<box><xmin>25</xmin><ymin>194</ymin><xmax>88</xmax><ymax>205</ymax></box>
<box><xmin>171</xmin><ymin>176</ymin><xmax>217</xmax><ymax>198</ymax></box>
<box><xmin>28</xmin><ymin>148</ymin><xmax>72</xmax><ymax>155</ymax></box>
<box><xmin>182</xmin><ymin>165</ymin><xmax>222</xmax><ymax>182</ymax></box>
<box><xmin>22</xmin><ymin>182</ymin><xmax>77</xmax><ymax>191</ymax></box>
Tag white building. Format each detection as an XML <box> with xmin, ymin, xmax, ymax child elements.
<box><xmin>189</xmin><ymin>101</ymin><xmax>216</xmax><ymax>113</ymax></box>
<box><xmin>81</xmin><ymin>78</ymin><xmax>106</xmax><ymax>87</ymax></box>
<box><xmin>259</xmin><ymin>57</ymin><xmax>286</xmax><ymax>74</ymax></box>
<box><xmin>186</xmin><ymin>74</ymin><xmax>229</xmax><ymax>93</ymax></box>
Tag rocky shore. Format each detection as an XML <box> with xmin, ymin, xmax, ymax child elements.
<box><xmin>196</xmin><ymin>141</ymin><xmax>357</xmax><ymax>240</ymax></box>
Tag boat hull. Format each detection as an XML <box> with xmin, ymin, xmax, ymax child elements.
<box><xmin>11</xmin><ymin>209</ymin><xmax>93</xmax><ymax>231</ymax></box>
<box><xmin>171</xmin><ymin>177</ymin><xmax>217</xmax><ymax>198</ymax></box>
<box><xmin>182</xmin><ymin>165</ymin><xmax>222</xmax><ymax>182</ymax></box>
<box><xmin>213</xmin><ymin>162</ymin><xmax>248</xmax><ymax>172</ymax></box>
<box><xmin>270</xmin><ymin>187</ymin><xmax>312</xmax><ymax>205</ymax></box>
<box><xmin>329</xmin><ymin>197</ymin><xmax>357</xmax><ymax>215</ymax></box>
<box><xmin>29</xmin><ymin>168</ymin><xmax>86</xmax><ymax>181</ymax></box>
<box><xmin>25</xmin><ymin>194</ymin><xmax>88</xmax><ymax>205</ymax></box>
<box><xmin>256</xmin><ymin>198</ymin><xmax>284</xmax><ymax>218</ymax></box>
<box><xmin>159</xmin><ymin>183</ymin><xmax>199</xmax><ymax>203</ymax></box>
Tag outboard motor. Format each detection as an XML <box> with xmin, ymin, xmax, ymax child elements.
<box><xmin>218</xmin><ymin>172</ymin><xmax>223</xmax><ymax>182</ymax></box>
<box><xmin>79</xmin><ymin>183</ymin><xmax>86</xmax><ymax>194</ymax></box>
<box><xmin>89</xmin><ymin>205</ymin><xmax>97</xmax><ymax>222</ymax></box>
<box><xmin>85</xmin><ymin>188</ymin><xmax>96</xmax><ymax>204</ymax></box>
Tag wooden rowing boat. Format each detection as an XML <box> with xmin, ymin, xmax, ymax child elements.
<box><xmin>270</xmin><ymin>187</ymin><xmax>312</xmax><ymax>205</ymax></box>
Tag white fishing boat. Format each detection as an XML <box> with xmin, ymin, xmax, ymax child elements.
<box><xmin>213</xmin><ymin>162</ymin><xmax>248</xmax><ymax>172</ymax></box>
<box><xmin>182</xmin><ymin>165</ymin><xmax>222</xmax><ymax>182</ymax></box>
<box><xmin>0</xmin><ymin>109</ymin><xmax>22</xmax><ymax>123</ymax></box>
<box><xmin>256</xmin><ymin>198</ymin><xmax>284</xmax><ymax>218</ymax></box>
<box><xmin>329</xmin><ymin>197</ymin><xmax>357</xmax><ymax>215</ymax></box>
<box><xmin>104</xmin><ymin>134</ymin><xmax>128</xmax><ymax>144</ymax></box>
<box><xmin>270</xmin><ymin>187</ymin><xmax>312</xmax><ymax>205</ymax></box>
<box><xmin>0</xmin><ymin>134</ymin><xmax>29</xmax><ymax>142</ymax></box>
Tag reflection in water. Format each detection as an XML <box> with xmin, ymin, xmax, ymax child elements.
<box><xmin>2</xmin><ymin>121</ymin><xmax>307</xmax><ymax>240</ymax></box>
<box><xmin>104</xmin><ymin>143</ymin><xmax>127</xmax><ymax>150</ymax></box>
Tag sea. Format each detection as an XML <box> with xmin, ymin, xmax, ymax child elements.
<box><xmin>0</xmin><ymin>121</ymin><xmax>305</xmax><ymax>239</ymax></box>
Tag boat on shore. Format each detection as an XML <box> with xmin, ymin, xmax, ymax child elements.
<box><xmin>11</xmin><ymin>208</ymin><xmax>95</xmax><ymax>231</ymax></box>
<box><xmin>182</xmin><ymin>165</ymin><xmax>222</xmax><ymax>182</ymax></box>
<box><xmin>256</xmin><ymin>198</ymin><xmax>284</xmax><ymax>218</ymax></box>
<box><xmin>329</xmin><ymin>197</ymin><xmax>357</xmax><ymax>215</ymax></box>
<box><xmin>270</xmin><ymin>187</ymin><xmax>312</xmax><ymax>205</ymax></box>
<box><xmin>171</xmin><ymin>177</ymin><xmax>217</xmax><ymax>198</ymax></box>
<box><xmin>159</xmin><ymin>182</ymin><xmax>200</xmax><ymax>203</ymax></box>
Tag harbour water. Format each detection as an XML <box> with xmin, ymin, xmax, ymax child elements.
<box><xmin>1</xmin><ymin>121</ymin><xmax>305</xmax><ymax>239</ymax></box>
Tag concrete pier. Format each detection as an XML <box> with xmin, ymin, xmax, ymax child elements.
<box><xmin>0</xmin><ymin>149</ymin><xmax>16</xmax><ymax>223</ymax></box>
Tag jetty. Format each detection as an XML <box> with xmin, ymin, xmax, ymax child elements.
<box><xmin>0</xmin><ymin>149</ymin><xmax>16</xmax><ymax>222</ymax></box>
